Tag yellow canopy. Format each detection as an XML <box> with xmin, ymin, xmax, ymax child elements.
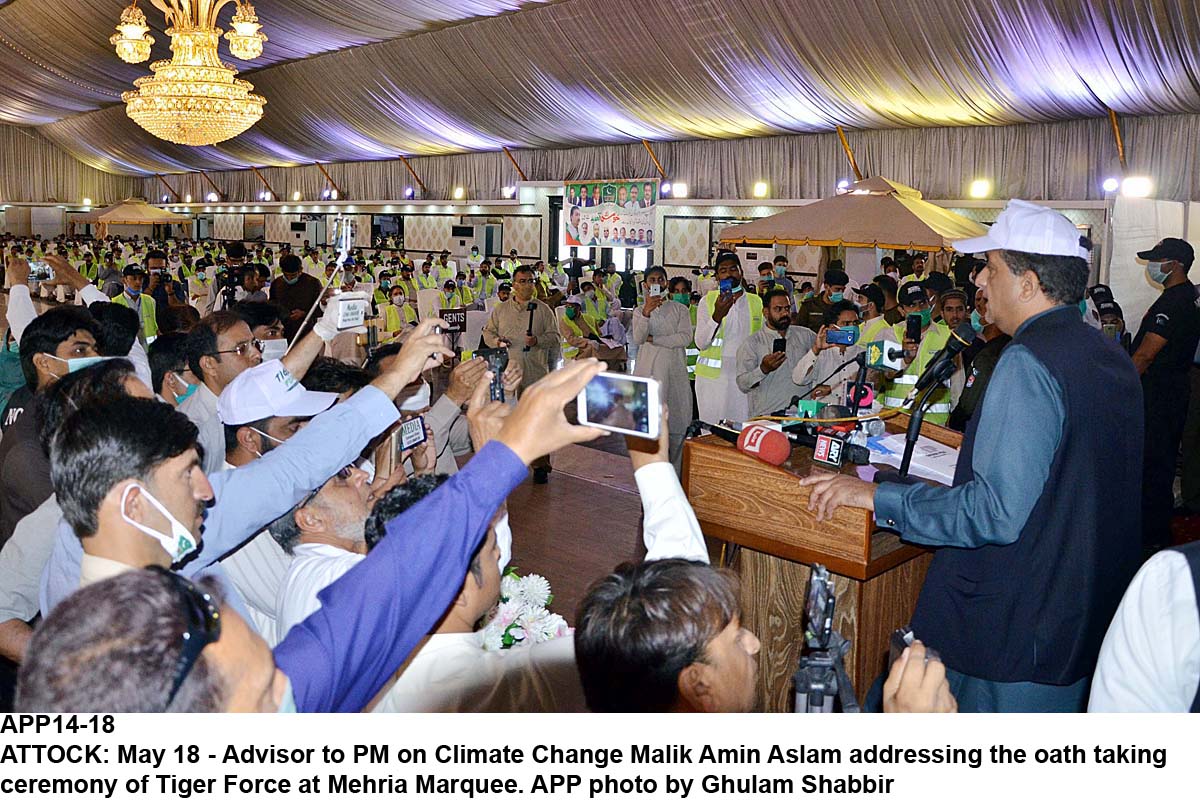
<box><xmin>77</xmin><ymin>199</ymin><xmax>191</xmax><ymax>225</ymax></box>
<box><xmin>719</xmin><ymin>177</ymin><xmax>986</xmax><ymax>252</ymax></box>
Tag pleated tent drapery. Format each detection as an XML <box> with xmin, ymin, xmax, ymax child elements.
<box><xmin>4</xmin><ymin>0</ymin><xmax>1199</xmax><ymax>178</ymax></box>
<box><xmin>717</xmin><ymin>178</ymin><xmax>987</xmax><ymax>251</ymax></box>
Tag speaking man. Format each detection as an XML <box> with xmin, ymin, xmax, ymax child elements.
<box><xmin>800</xmin><ymin>200</ymin><xmax>1143</xmax><ymax>712</ymax></box>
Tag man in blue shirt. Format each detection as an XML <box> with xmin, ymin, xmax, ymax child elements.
<box><xmin>801</xmin><ymin>200</ymin><xmax>1143</xmax><ymax>712</ymax></box>
<box><xmin>16</xmin><ymin>356</ymin><xmax>607</xmax><ymax>712</ymax></box>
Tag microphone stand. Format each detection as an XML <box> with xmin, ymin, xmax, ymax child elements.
<box><xmin>850</xmin><ymin>352</ymin><xmax>869</xmax><ymax>416</ymax></box>
<box><xmin>896</xmin><ymin>359</ymin><xmax>956</xmax><ymax>479</ymax></box>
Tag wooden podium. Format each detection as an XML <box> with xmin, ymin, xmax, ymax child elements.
<box><xmin>681</xmin><ymin>415</ymin><xmax>960</xmax><ymax>712</ymax></box>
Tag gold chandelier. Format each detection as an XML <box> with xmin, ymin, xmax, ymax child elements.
<box><xmin>113</xmin><ymin>0</ymin><xmax>268</xmax><ymax>147</ymax></box>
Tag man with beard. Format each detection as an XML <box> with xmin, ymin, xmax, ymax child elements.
<box><xmin>735</xmin><ymin>289</ymin><xmax>816</xmax><ymax>417</ymax></box>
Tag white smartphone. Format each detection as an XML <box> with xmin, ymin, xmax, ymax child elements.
<box><xmin>576</xmin><ymin>372</ymin><xmax>660</xmax><ymax>439</ymax></box>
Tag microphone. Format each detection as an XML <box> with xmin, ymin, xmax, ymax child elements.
<box><xmin>906</xmin><ymin>322</ymin><xmax>976</xmax><ymax>400</ymax></box>
<box><xmin>702</xmin><ymin>422</ymin><xmax>792</xmax><ymax>467</ymax></box>
<box><xmin>523</xmin><ymin>301</ymin><xmax>537</xmax><ymax>352</ymax></box>
<box><xmin>864</xmin><ymin>340</ymin><xmax>905</xmax><ymax>371</ymax></box>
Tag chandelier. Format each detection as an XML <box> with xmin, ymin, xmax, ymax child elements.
<box><xmin>113</xmin><ymin>0</ymin><xmax>268</xmax><ymax>147</ymax></box>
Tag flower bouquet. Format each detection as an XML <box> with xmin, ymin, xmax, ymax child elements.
<box><xmin>481</xmin><ymin>569</ymin><xmax>571</xmax><ymax>651</ymax></box>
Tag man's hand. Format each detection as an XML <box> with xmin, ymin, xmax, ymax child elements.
<box><xmin>883</xmin><ymin>641</ymin><xmax>958</xmax><ymax>713</ymax></box>
<box><xmin>5</xmin><ymin>255</ymin><xmax>29</xmax><ymax>289</ymax></box>
<box><xmin>643</xmin><ymin>295</ymin><xmax>665</xmax><ymax>316</ymax></box>
<box><xmin>760</xmin><ymin>351</ymin><xmax>787</xmax><ymax>374</ymax></box>
<box><xmin>466</xmin><ymin>368</ymin><xmax>510</xmax><ymax>450</ymax></box>
<box><xmin>42</xmin><ymin>255</ymin><xmax>90</xmax><ymax>292</ymax></box>
<box><xmin>288</xmin><ymin>309</ymin><xmax>305</xmax><ymax>321</ymax></box>
<box><xmin>902</xmin><ymin>338</ymin><xmax>918</xmax><ymax>366</ymax></box>
<box><xmin>409</xmin><ymin>425</ymin><xmax>437</xmax><ymax>475</ymax></box>
<box><xmin>524</xmin><ymin>334</ymin><xmax>538</xmax><ymax>348</ymax></box>
<box><xmin>444</xmin><ymin>357</ymin><xmax>487</xmax><ymax>406</ymax></box>
<box><xmin>812</xmin><ymin>325</ymin><xmax>831</xmax><ymax>355</ymax></box>
<box><xmin>497</xmin><ymin>359</ymin><xmax>605</xmax><ymax>465</ymax></box>
<box><xmin>626</xmin><ymin>405</ymin><xmax>669</xmax><ymax>472</ymax></box>
<box><xmin>797</xmin><ymin>471</ymin><xmax>877</xmax><ymax>521</ymax></box>
<box><xmin>502</xmin><ymin>360</ymin><xmax>523</xmax><ymax>398</ymax></box>
<box><xmin>812</xmin><ymin>384</ymin><xmax>832</xmax><ymax>399</ymax></box>
<box><xmin>376</xmin><ymin>318</ymin><xmax>453</xmax><ymax>395</ymax></box>
<box><xmin>713</xmin><ymin>291</ymin><xmax>736</xmax><ymax>323</ymax></box>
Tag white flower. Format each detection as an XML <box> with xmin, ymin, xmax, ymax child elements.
<box><xmin>480</xmin><ymin>624</ymin><xmax>504</xmax><ymax>651</ymax></box>
<box><xmin>491</xmin><ymin>600</ymin><xmax>523</xmax><ymax>630</ymax></box>
<box><xmin>500</xmin><ymin>574</ymin><xmax>522</xmax><ymax>602</ymax></box>
<box><xmin>517</xmin><ymin>574</ymin><xmax>552</xmax><ymax>607</ymax></box>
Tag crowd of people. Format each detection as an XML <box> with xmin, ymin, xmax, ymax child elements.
<box><xmin>0</xmin><ymin>207</ymin><xmax>1197</xmax><ymax>714</ymax></box>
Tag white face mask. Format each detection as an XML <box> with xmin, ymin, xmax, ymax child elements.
<box><xmin>493</xmin><ymin>513</ymin><xmax>512</xmax><ymax>572</ymax></box>
<box><xmin>260</xmin><ymin>339</ymin><xmax>288</xmax><ymax>362</ymax></box>
<box><xmin>120</xmin><ymin>483</ymin><xmax>198</xmax><ymax>564</ymax></box>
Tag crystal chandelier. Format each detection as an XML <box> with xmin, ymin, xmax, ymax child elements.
<box><xmin>110</xmin><ymin>2</ymin><xmax>155</xmax><ymax>64</ymax></box>
<box><xmin>115</xmin><ymin>0</ymin><xmax>268</xmax><ymax>147</ymax></box>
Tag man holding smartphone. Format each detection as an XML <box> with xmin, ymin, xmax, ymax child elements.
<box><xmin>695</xmin><ymin>251</ymin><xmax>763</xmax><ymax>425</ymax></box>
<box><xmin>878</xmin><ymin>282</ymin><xmax>952</xmax><ymax>424</ymax></box>
<box><xmin>735</xmin><ymin>289</ymin><xmax>815</xmax><ymax>417</ymax></box>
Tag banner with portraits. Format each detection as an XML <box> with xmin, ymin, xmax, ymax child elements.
<box><xmin>563</xmin><ymin>179</ymin><xmax>659</xmax><ymax>249</ymax></box>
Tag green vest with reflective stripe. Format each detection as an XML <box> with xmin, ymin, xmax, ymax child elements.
<box><xmin>583</xmin><ymin>294</ymin><xmax>608</xmax><ymax>321</ymax></box>
<box><xmin>112</xmin><ymin>292</ymin><xmax>158</xmax><ymax>339</ymax></box>
<box><xmin>861</xmin><ymin>316</ymin><xmax>892</xmax><ymax>345</ymax></box>
<box><xmin>881</xmin><ymin>321</ymin><xmax>952</xmax><ymax>424</ymax></box>
<box><xmin>695</xmin><ymin>291</ymin><xmax>763</xmax><ymax>379</ymax></box>
<box><xmin>562</xmin><ymin>315</ymin><xmax>585</xmax><ymax>360</ymax></box>
<box><xmin>384</xmin><ymin>302</ymin><xmax>418</xmax><ymax>333</ymax></box>
<box><xmin>416</xmin><ymin>273</ymin><xmax>438</xmax><ymax>290</ymax></box>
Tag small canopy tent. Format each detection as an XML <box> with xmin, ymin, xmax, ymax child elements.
<box><xmin>76</xmin><ymin>199</ymin><xmax>192</xmax><ymax>240</ymax></box>
<box><xmin>719</xmin><ymin>177</ymin><xmax>988</xmax><ymax>285</ymax></box>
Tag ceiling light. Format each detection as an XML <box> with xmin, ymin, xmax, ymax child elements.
<box><xmin>671</xmin><ymin>182</ymin><xmax>688</xmax><ymax>198</ymax></box>
<box><xmin>502</xmin><ymin>186</ymin><xmax>516</xmax><ymax>199</ymax></box>
<box><xmin>1121</xmin><ymin>176</ymin><xmax>1153</xmax><ymax>198</ymax></box>
<box><xmin>836</xmin><ymin>179</ymin><xmax>851</xmax><ymax>192</ymax></box>
<box><xmin>329</xmin><ymin>189</ymin><xmax>338</xmax><ymax>200</ymax></box>
<box><xmin>660</xmin><ymin>182</ymin><xmax>672</xmax><ymax>196</ymax></box>
<box><xmin>404</xmin><ymin>187</ymin><xmax>415</xmax><ymax>199</ymax></box>
<box><xmin>1101</xmin><ymin>177</ymin><xmax>1120</xmax><ymax>193</ymax></box>
<box><xmin>292</xmin><ymin>191</ymin><xmax>302</xmax><ymax>201</ymax></box>
<box><xmin>185</xmin><ymin>195</ymin><xmax>193</xmax><ymax>203</ymax></box>
<box><xmin>161</xmin><ymin>194</ymin><xmax>170</xmax><ymax>203</ymax></box>
<box><xmin>752</xmin><ymin>181</ymin><xmax>769</xmax><ymax>198</ymax></box>
<box><xmin>968</xmin><ymin>179</ymin><xmax>991</xmax><ymax>199</ymax></box>
<box><xmin>82</xmin><ymin>198</ymin><xmax>93</xmax><ymax>207</ymax></box>
<box><xmin>110</xmin><ymin>1</ymin><xmax>154</xmax><ymax>64</ymax></box>
<box><xmin>453</xmin><ymin>187</ymin><xmax>465</xmax><ymax>200</ymax></box>
<box><xmin>206</xmin><ymin>192</ymin><xmax>219</xmax><ymax>202</ymax></box>
<box><xmin>118</xmin><ymin>0</ymin><xmax>267</xmax><ymax>146</ymax></box>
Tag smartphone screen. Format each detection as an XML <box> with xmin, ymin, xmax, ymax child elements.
<box><xmin>772</xmin><ymin>337</ymin><xmax>787</xmax><ymax>354</ymax></box>
<box><xmin>476</xmin><ymin>347</ymin><xmax>510</xmax><ymax>402</ymax></box>
<box><xmin>719</xmin><ymin>278</ymin><xmax>733</xmax><ymax>295</ymax></box>
<box><xmin>905</xmin><ymin>314</ymin><xmax>922</xmax><ymax>343</ymax></box>
<box><xmin>29</xmin><ymin>261</ymin><xmax>53</xmax><ymax>281</ymax></box>
<box><xmin>577</xmin><ymin>372</ymin><xmax>660</xmax><ymax>439</ymax></box>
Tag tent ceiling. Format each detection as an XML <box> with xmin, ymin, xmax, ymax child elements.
<box><xmin>5</xmin><ymin>0</ymin><xmax>1200</xmax><ymax>176</ymax></box>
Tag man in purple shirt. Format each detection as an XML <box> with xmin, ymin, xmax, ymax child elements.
<box><xmin>15</xmin><ymin>354</ymin><xmax>606</xmax><ymax>713</ymax></box>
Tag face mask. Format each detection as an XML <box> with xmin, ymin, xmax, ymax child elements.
<box><xmin>47</xmin><ymin>355</ymin><xmax>111</xmax><ymax>376</ymax></box>
<box><xmin>260</xmin><ymin>339</ymin><xmax>288</xmax><ymax>362</ymax></box>
<box><xmin>970</xmin><ymin>309</ymin><xmax>985</xmax><ymax>333</ymax></box>
<box><xmin>120</xmin><ymin>483</ymin><xmax>198</xmax><ymax>564</ymax></box>
<box><xmin>729</xmin><ymin>285</ymin><xmax>743</xmax><ymax>294</ymax></box>
<box><xmin>1146</xmin><ymin>261</ymin><xmax>1171</xmax><ymax>285</ymax></box>
<box><xmin>840</xmin><ymin>324</ymin><xmax>861</xmax><ymax>345</ymax></box>
<box><xmin>196</xmin><ymin>272</ymin><xmax>206</xmax><ymax>281</ymax></box>
<box><xmin>801</xmin><ymin>292</ymin><xmax>814</xmax><ymax>301</ymax></box>
<box><xmin>915</xmin><ymin>307</ymin><xmax>933</xmax><ymax>327</ymax></box>
<box><xmin>126</xmin><ymin>288</ymin><xmax>141</xmax><ymax>299</ymax></box>
<box><xmin>565</xmin><ymin>307</ymin><xmax>578</xmax><ymax>320</ymax></box>
<box><xmin>586</xmin><ymin>290</ymin><xmax>597</xmax><ymax>300</ymax></box>
<box><xmin>173</xmin><ymin>373</ymin><xmax>199</xmax><ymax>405</ymax></box>
<box><xmin>380</xmin><ymin>280</ymin><xmax>390</xmax><ymax>290</ymax></box>
<box><xmin>284</xmin><ymin>275</ymin><xmax>300</xmax><ymax>285</ymax></box>
<box><xmin>775</xmin><ymin>265</ymin><xmax>786</xmax><ymax>278</ymax></box>
<box><xmin>392</xmin><ymin>296</ymin><xmax>405</xmax><ymax>307</ymax></box>
<box><xmin>1078</xmin><ymin>300</ymin><xmax>1089</xmax><ymax>317</ymax></box>
<box><xmin>672</xmin><ymin>293</ymin><xmax>690</xmax><ymax>305</ymax></box>
<box><xmin>277</xmin><ymin>679</ymin><xmax>297</xmax><ymax>714</ymax></box>
<box><xmin>829</xmin><ymin>292</ymin><xmax>844</xmax><ymax>303</ymax></box>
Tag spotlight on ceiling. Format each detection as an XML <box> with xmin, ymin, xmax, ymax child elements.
<box><xmin>671</xmin><ymin>182</ymin><xmax>688</xmax><ymax>199</ymax></box>
<box><xmin>968</xmin><ymin>179</ymin><xmax>991</xmax><ymax>199</ymax></box>
<box><xmin>206</xmin><ymin>192</ymin><xmax>220</xmax><ymax>202</ymax></box>
<box><xmin>501</xmin><ymin>186</ymin><xmax>516</xmax><ymax>199</ymax></box>
<box><xmin>453</xmin><ymin>187</ymin><xmax>465</xmax><ymax>200</ymax></box>
<box><xmin>1121</xmin><ymin>176</ymin><xmax>1152</xmax><ymax>198</ymax></box>
<box><xmin>329</xmin><ymin>189</ymin><xmax>339</xmax><ymax>201</ymax></box>
<box><xmin>836</xmin><ymin>179</ymin><xmax>851</xmax><ymax>192</ymax></box>
<box><xmin>1101</xmin><ymin>177</ymin><xmax>1120</xmax><ymax>193</ymax></box>
<box><xmin>660</xmin><ymin>182</ymin><xmax>672</xmax><ymax>196</ymax></box>
<box><xmin>185</xmin><ymin>194</ymin><xmax>193</xmax><ymax>203</ymax></box>
<box><xmin>82</xmin><ymin>198</ymin><xmax>93</xmax><ymax>206</ymax></box>
<box><xmin>404</xmin><ymin>186</ymin><xmax>415</xmax><ymax>199</ymax></box>
<box><xmin>752</xmin><ymin>181</ymin><xmax>769</xmax><ymax>198</ymax></box>
<box><xmin>292</xmin><ymin>191</ymin><xmax>302</xmax><ymax>201</ymax></box>
<box><xmin>161</xmin><ymin>194</ymin><xmax>170</xmax><ymax>203</ymax></box>
<box><xmin>320</xmin><ymin>189</ymin><xmax>330</xmax><ymax>200</ymax></box>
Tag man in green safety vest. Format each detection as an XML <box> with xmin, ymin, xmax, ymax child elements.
<box><xmin>695</xmin><ymin>251</ymin><xmax>763</xmax><ymax>424</ymax></box>
<box><xmin>880</xmin><ymin>281</ymin><xmax>952</xmax><ymax>424</ymax></box>
<box><xmin>111</xmin><ymin>265</ymin><xmax>158</xmax><ymax>341</ymax></box>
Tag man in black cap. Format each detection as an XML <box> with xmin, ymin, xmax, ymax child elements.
<box><xmin>854</xmin><ymin>283</ymin><xmax>891</xmax><ymax>343</ymax></box>
<box><xmin>1131</xmin><ymin>238</ymin><xmax>1200</xmax><ymax>551</ymax></box>
<box><xmin>798</xmin><ymin>265</ymin><xmax>849</xmax><ymax>333</ymax></box>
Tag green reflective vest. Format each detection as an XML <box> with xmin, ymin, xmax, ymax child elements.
<box><xmin>881</xmin><ymin>321</ymin><xmax>952</xmax><ymax>423</ymax></box>
<box><xmin>695</xmin><ymin>291</ymin><xmax>763</xmax><ymax>379</ymax></box>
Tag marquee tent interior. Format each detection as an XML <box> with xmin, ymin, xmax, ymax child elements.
<box><xmin>76</xmin><ymin>199</ymin><xmax>191</xmax><ymax>226</ymax></box>
<box><xmin>1</xmin><ymin>0</ymin><xmax>1200</xmax><ymax>201</ymax></box>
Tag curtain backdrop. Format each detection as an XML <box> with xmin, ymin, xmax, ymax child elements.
<box><xmin>0</xmin><ymin>124</ymin><xmax>141</xmax><ymax>204</ymax></box>
<box><xmin>4</xmin><ymin>0</ymin><xmax>1197</xmax><ymax>176</ymax></box>
<box><xmin>128</xmin><ymin>113</ymin><xmax>1200</xmax><ymax>204</ymax></box>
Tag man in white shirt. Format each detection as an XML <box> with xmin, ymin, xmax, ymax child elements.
<box><xmin>735</xmin><ymin>288</ymin><xmax>816</xmax><ymax>417</ymax></box>
<box><xmin>695</xmin><ymin>251</ymin><xmax>762</xmax><ymax>424</ymax></box>
<box><xmin>1088</xmin><ymin>545</ymin><xmax>1200</xmax><ymax>712</ymax></box>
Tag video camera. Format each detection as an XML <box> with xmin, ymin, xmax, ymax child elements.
<box><xmin>793</xmin><ymin>565</ymin><xmax>859</xmax><ymax>713</ymax></box>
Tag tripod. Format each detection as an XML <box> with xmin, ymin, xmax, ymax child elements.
<box><xmin>793</xmin><ymin>632</ymin><xmax>860</xmax><ymax>713</ymax></box>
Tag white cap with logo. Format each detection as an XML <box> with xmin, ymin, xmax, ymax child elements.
<box><xmin>217</xmin><ymin>360</ymin><xmax>338</xmax><ymax>426</ymax></box>
<box><xmin>954</xmin><ymin>199</ymin><xmax>1089</xmax><ymax>259</ymax></box>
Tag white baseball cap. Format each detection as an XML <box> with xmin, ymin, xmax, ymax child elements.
<box><xmin>954</xmin><ymin>199</ymin><xmax>1089</xmax><ymax>259</ymax></box>
<box><xmin>565</xmin><ymin>294</ymin><xmax>585</xmax><ymax>305</ymax></box>
<box><xmin>218</xmin><ymin>360</ymin><xmax>338</xmax><ymax>426</ymax></box>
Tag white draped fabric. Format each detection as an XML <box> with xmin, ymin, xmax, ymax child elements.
<box><xmin>1</xmin><ymin>0</ymin><xmax>1197</xmax><ymax>179</ymax></box>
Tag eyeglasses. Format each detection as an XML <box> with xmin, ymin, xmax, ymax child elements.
<box><xmin>297</xmin><ymin>465</ymin><xmax>354</xmax><ymax>510</ymax></box>
<box><xmin>148</xmin><ymin>566</ymin><xmax>221</xmax><ymax>709</ymax></box>
<box><xmin>212</xmin><ymin>339</ymin><xmax>264</xmax><ymax>358</ymax></box>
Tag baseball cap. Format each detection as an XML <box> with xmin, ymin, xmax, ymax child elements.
<box><xmin>954</xmin><ymin>199</ymin><xmax>1090</xmax><ymax>259</ymax></box>
<box><xmin>218</xmin><ymin>360</ymin><xmax>338</xmax><ymax>426</ymax></box>
<box><xmin>1097</xmin><ymin>299</ymin><xmax>1123</xmax><ymax>318</ymax></box>
<box><xmin>898</xmin><ymin>283</ymin><xmax>928</xmax><ymax>305</ymax></box>
<box><xmin>565</xmin><ymin>294</ymin><xmax>584</xmax><ymax>305</ymax></box>
<box><xmin>823</xmin><ymin>269</ymin><xmax>849</xmax><ymax>287</ymax></box>
<box><xmin>122</xmin><ymin>264</ymin><xmax>145</xmax><ymax>277</ymax></box>
<box><xmin>922</xmin><ymin>272</ymin><xmax>954</xmax><ymax>294</ymax></box>
<box><xmin>853</xmin><ymin>284</ymin><xmax>885</xmax><ymax>311</ymax></box>
<box><xmin>713</xmin><ymin>250</ymin><xmax>741</xmax><ymax>269</ymax></box>
<box><xmin>1137</xmin><ymin>238</ymin><xmax>1194</xmax><ymax>268</ymax></box>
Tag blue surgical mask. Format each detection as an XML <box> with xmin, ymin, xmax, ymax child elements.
<box><xmin>970</xmin><ymin>309</ymin><xmax>985</xmax><ymax>333</ymax></box>
<box><xmin>1078</xmin><ymin>300</ymin><xmax>1089</xmax><ymax>317</ymax></box>
<box><xmin>729</xmin><ymin>285</ymin><xmax>743</xmax><ymax>294</ymax></box>
<box><xmin>173</xmin><ymin>373</ymin><xmax>199</xmax><ymax>405</ymax></box>
<box><xmin>830</xmin><ymin>292</ymin><xmax>845</xmax><ymax>303</ymax></box>
<box><xmin>197</xmin><ymin>272</ymin><xmax>206</xmax><ymax>281</ymax></box>
<box><xmin>774</xmin><ymin>265</ymin><xmax>786</xmax><ymax>278</ymax></box>
<box><xmin>284</xmin><ymin>275</ymin><xmax>300</xmax><ymax>285</ymax></box>
<box><xmin>126</xmin><ymin>288</ymin><xmax>141</xmax><ymax>299</ymax></box>
<box><xmin>1146</xmin><ymin>261</ymin><xmax>1171</xmax><ymax>285</ymax></box>
<box><xmin>48</xmin><ymin>355</ymin><xmax>112</xmax><ymax>376</ymax></box>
